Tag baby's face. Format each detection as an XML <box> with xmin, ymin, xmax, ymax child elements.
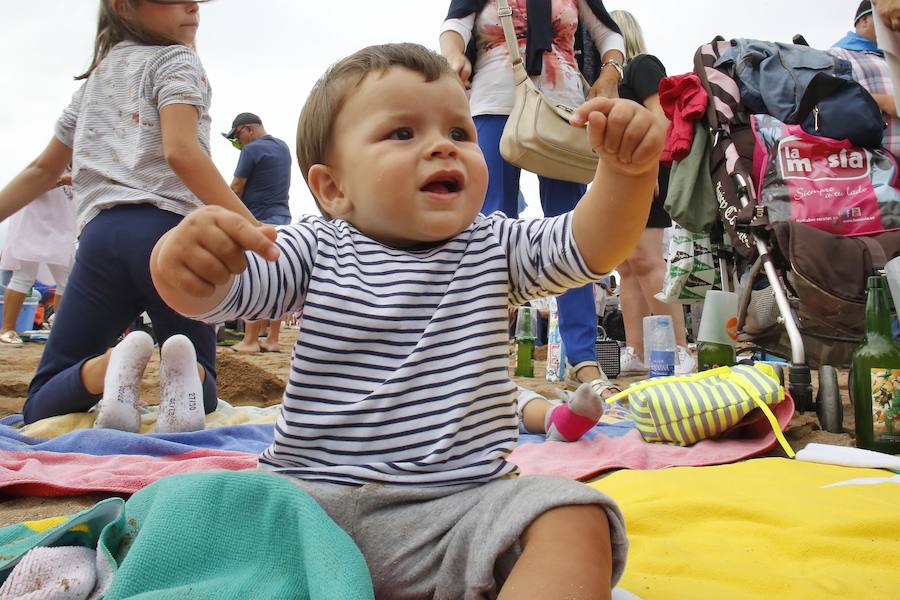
<box><xmin>326</xmin><ymin>67</ymin><xmax>488</xmax><ymax>247</ymax></box>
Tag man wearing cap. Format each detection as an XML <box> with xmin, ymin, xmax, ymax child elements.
<box><xmin>223</xmin><ymin>112</ymin><xmax>292</xmax><ymax>353</ymax></box>
<box><xmin>830</xmin><ymin>0</ymin><xmax>900</xmax><ymax>157</ymax></box>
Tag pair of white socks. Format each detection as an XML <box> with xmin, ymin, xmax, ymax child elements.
<box><xmin>93</xmin><ymin>332</ymin><xmax>205</xmax><ymax>433</ymax></box>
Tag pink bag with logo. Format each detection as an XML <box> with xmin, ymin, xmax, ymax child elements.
<box><xmin>751</xmin><ymin>114</ymin><xmax>900</xmax><ymax>236</ymax></box>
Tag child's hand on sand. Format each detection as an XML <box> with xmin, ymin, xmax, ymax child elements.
<box><xmin>152</xmin><ymin>205</ymin><xmax>280</xmax><ymax>299</ymax></box>
<box><xmin>570</xmin><ymin>97</ymin><xmax>665</xmax><ymax>176</ymax></box>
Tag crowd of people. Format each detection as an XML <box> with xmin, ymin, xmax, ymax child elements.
<box><xmin>1</xmin><ymin>0</ymin><xmax>900</xmax><ymax>597</ymax></box>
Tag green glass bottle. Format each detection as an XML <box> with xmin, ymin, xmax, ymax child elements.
<box><xmin>851</xmin><ymin>276</ymin><xmax>900</xmax><ymax>453</ymax></box>
<box><xmin>514</xmin><ymin>307</ymin><xmax>536</xmax><ymax>378</ymax></box>
<box><xmin>697</xmin><ymin>341</ymin><xmax>736</xmax><ymax>371</ymax></box>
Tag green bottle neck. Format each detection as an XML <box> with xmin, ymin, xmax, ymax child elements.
<box><xmin>865</xmin><ymin>284</ymin><xmax>894</xmax><ymax>340</ymax></box>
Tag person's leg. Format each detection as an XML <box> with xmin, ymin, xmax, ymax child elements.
<box><xmin>538</xmin><ymin>176</ymin><xmax>601</xmax><ymax>382</ymax></box>
<box><xmin>1</xmin><ymin>290</ymin><xmax>26</xmax><ymax>337</ymax></box>
<box><xmin>629</xmin><ymin>228</ymin><xmax>688</xmax><ymax>348</ymax></box>
<box><xmin>127</xmin><ymin>205</ymin><xmax>219</xmax><ymax>413</ymax></box>
<box><xmin>1</xmin><ymin>262</ymin><xmax>39</xmax><ymax>335</ymax></box>
<box><xmin>520</xmin><ymin>383</ymin><xmax>609</xmax><ymax>442</ymax></box>
<box><xmin>285</xmin><ymin>474</ymin><xmax>626</xmax><ymax>599</ymax></box>
<box><xmin>475</xmin><ymin>114</ymin><xmax>521</xmax><ymax>217</ymax></box>
<box><xmin>499</xmin><ymin>505</ymin><xmax>613</xmax><ymax>600</ymax></box>
<box><xmin>232</xmin><ymin>320</ymin><xmax>262</xmax><ymax>353</ymax></box>
<box><xmin>617</xmin><ymin>259</ymin><xmax>650</xmax><ymax>360</ymax></box>
<box><xmin>45</xmin><ymin>263</ymin><xmax>70</xmax><ymax>307</ymax></box>
<box><xmin>24</xmin><ymin>213</ymin><xmax>142</xmax><ymax>424</ymax></box>
<box><xmin>260</xmin><ymin>319</ymin><xmax>283</xmax><ymax>352</ymax></box>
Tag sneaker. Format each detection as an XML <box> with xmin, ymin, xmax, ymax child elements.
<box><xmin>619</xmin><ymin>347</ymin><xmax>647</xmax><ymax>375</ymax></box>
<box><xmin>675</xmin><ymin>345</ymin><xmax>697</xmax><ymax>375</ymax></box>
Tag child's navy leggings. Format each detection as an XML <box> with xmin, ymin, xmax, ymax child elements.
<box><xmin>23</xmin><ymin>203</ymin><xmax>217</xmax><ymax>424</ymax></box>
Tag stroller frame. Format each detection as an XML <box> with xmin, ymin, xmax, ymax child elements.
<box><xmin>692</xmin><ymin>37</ymin><xmax>846</xmax><ymax>429</ymax></box>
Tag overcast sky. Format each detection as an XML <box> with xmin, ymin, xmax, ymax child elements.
<box><xmin>0</xmin><ymin>0</ymin><xmax>859</xmax><ymax>237</ymax></box>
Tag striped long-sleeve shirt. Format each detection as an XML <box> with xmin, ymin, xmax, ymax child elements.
<box><xmin>55</xmin><ymin>42</ymin><xmax>212</xmax><ymax>229</ymax></box>
<box><xmin>199</xmin><ymin>212</ymin><xmax>601</xmax><ymax>486</ymax></box>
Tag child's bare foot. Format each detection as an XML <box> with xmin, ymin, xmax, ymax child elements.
<box><xmin>94</xmin><ymin>331</ymin><xmax>154</xmax><ymax>432</ymax></box>
<box><xmin>157</xmin><ymin>335</ymin><xmax>205</xmax><ymax>433</ymax></box>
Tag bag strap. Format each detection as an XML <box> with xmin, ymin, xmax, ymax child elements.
<box><xmin>603</xmin><ymin>367</ymin><xmax>796</xmax><ymax>457</ymax></box>
<box><xmin>496</xmin><ymin>0</ymin><xmax>521</xmax><ymax>64</ymax></box>
<box><xmin>858</xmin><ymin>236</ymin><xmax>888</xmax><ymax>273</ymax></box>
<box><xmin>496</xmin><ymin>0</ymin><xmax>529</xmax><ymax>85</ymax></box>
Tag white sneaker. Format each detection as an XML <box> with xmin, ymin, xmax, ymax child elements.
<box><xmin>675</xmin><ymin>345</ymin><xmax>697</xmax><ymax>375</ymax></box>
<box><xmin>619</xmin><ymin>347</ymin><xmax>647</xmax><ymax>375</ymax></box>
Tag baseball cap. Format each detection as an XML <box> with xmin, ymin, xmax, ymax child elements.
<box><xmin>855</xmin><ymin>0</ymin><xmax>873</xmax><ymax>25</ymax></box>
<box><xmin>223</xmin><ymin>112</ymin><xmax>262</xmax><ymax>139</ymax></box>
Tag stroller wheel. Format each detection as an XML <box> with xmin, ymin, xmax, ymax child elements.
<box><xmin>816</xmin><ymin>365</ymin><xmax>843</xmax><ymax>434</ymax></box>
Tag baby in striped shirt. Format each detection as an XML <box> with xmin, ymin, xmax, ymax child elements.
<box><xmin>151</xmin><ymin>43</ymin><xmax>663</xmax><ymax>600</ymax></box>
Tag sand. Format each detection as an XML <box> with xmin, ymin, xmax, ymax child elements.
<box><xmin>0</xmin><ymin>331</ymin><xmax>855</xmax><ymax>526</ymax></box>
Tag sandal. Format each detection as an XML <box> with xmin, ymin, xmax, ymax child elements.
<box><xmin>0</xmin><ymin>330</ymin><xmax>24</xmax><ymax>346</ymax></box>
<box><xmin>564</xmin><ymin>360</ymin><xmax>621</xmax><ymax>399</ymax></box>
<box><xmin>563</xmin><ymin>360</ymin><xmax>606</xmax><ymax>391</ymax></box>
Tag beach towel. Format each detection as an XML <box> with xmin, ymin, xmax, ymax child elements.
<box><xmin>509</xmin><ymin>397</ymin><xmax>794</xmax><ymax>480</ymax></box>
<box><xmin>0</xmin><ymin>470</ymin><xmax>374</xmax><ymax>599</ymax></box>
<box><xmin>0</xmin><ymin>404</ymin><xmax>275</xmax><ymax>496</ymax></box>
<box><xmin>592</xmin><ymin>458</ymin><xmax>900</xmax><ymax>599</ymax></box>
<box><xmin>6</xmin><ymin>399</ymin><xmax>279</xmax><ymax>439</ymax></box>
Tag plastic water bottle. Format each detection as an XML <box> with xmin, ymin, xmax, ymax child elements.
<box><xmin>645</xmin><ymin>315</ymin><xmax>676</xmax><ymax>378</ymax></box>
<box><xmin>545</xmin><ymin>298</ymin><xmax>562</xmax><ymax>382</ymax></box>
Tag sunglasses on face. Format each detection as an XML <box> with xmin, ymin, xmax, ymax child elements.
<box><xmin>227</xmin><ymin>126</ymin><xmax>249</xmax><ymax>149</ymax></box>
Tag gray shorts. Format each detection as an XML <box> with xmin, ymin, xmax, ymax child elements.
<box><xmin>285</xmin><ymin>474</ymin><xmax>628</xmax><ymax>600</ymax></box>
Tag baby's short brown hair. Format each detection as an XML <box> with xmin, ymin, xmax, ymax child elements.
<box><xmin>296</xmin><ymin>43</ymin><xmax>454</xmax><ymax>211</ymax></box>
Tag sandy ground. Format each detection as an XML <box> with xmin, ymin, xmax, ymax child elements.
<box><xmin>0</xmin><ymin>331</ymin><xmax>856</xmax><ymax>526</ymax></box>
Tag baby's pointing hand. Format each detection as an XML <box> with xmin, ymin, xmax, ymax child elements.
<box><xmin>570</xmin><ymin>97</ymin><xmax>665</xmax><ymax>176</ymax></box>
<box><xmin>155</xmin><ymin>206</ymin><xmax>280</xmax><ymax>299</ymax></box>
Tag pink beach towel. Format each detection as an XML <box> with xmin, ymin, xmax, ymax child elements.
<box><xmin>508</xmin><ymin>397</ymin><xmax>795</xmax><ymax>480</ymax></box>
<box><xmin>0</xmin><ymin>449</ymin><xmax>258</xmax><ymax>496</ymax></box>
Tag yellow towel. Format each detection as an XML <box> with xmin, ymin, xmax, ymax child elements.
<box><xmin>591</xmin><ymin>458</ymin><xmax>900</xmax><ymax>600</ymax></box>
<box><xmin>19</xmin><ymin>401</ymin><xmax>280</xmax><ymax>438</ymax></box>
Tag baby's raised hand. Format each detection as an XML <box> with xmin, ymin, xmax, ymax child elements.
<box><xmin>570</xmin><ymin>97</ymin><xmax>665</xmax><ymax>176</ymax></box>
<box><xmin>152</xmin><ymin>205</ymin><xmax>279</xmax><ymax>300</ymax></box>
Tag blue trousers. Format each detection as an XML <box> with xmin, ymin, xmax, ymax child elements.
<box><xmin>23</xmin><ymin>204</ymin><xmax>217</xmax><ymax>424</ymax></box>
<box><xmin>476</xmin><ymin>114</ymin><xmax>597</xmax><ymax>364</ymax></box>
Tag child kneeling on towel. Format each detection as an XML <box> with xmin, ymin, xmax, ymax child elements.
<box><xmin>151</xmin><ymin>43</ymin><xmax>664</xmax><ymax>599</ymax></box>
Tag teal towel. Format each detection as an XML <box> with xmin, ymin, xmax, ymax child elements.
<box><xmin>0</xmin><ymin>470</ymin><xmax>374</xmax><ymax>599</ymax></box>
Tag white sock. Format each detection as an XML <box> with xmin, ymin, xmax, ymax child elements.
<box><xmin>93</xmin><ymin>331</ymin><xmax>154</xmax><ymax>432</ymax></box>
<box><xmin>156</xmin><ymin>335</ymin><xmax>205</xmax><ymax>433</ymax></box>
<box><xmin>0</xmin><ymin>546</ymin><xmax>97</xmax><ymax>599</ymax></box>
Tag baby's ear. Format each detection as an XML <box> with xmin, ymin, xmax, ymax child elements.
<box><xmin>307</xmin><ymin>164</ymin><xmax>351</xmax><ymax>218</ymax></box>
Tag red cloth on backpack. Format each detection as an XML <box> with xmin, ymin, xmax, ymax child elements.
<box><xmin>659</xmin><ymin>73</ymin><xmax>709</xmax><ymax>165</ymax></box>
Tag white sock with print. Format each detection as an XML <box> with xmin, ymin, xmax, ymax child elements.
<box><xmin>156</xmin><ymin>335</ymin><xmax>205</xmax><ymax>433</ymax></box>
<box><xmin>93</xmin><ymin>331</ymin><xmax>154</xmax><ymax>432</ymax></box>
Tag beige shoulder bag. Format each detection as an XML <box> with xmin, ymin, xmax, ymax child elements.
<box><xmin>496</xmin><ymin>0</ymin><xmax>599</xmax><ymax>184</ymax></box>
